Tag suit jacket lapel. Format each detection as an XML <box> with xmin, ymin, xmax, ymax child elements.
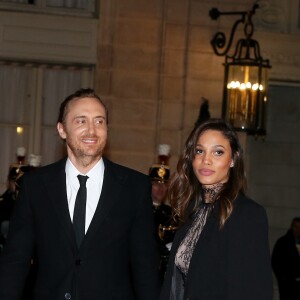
<box><xmin>45</xmin><ymin>158</ymin><xmax>77</xmax><ymax>250</ymax></box>
<box><xmin>83</xmin><ymin>158</ymin><xmax>125</xmax><ymax>245</ymax></box>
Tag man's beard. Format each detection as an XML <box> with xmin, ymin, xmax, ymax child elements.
<box><xmin>73</xmin><ymin>147</ymin><xmax>103</xmax><ymax>167</ymax></box>
<box><xmin>66</xmin><ymin>136</ymin><xmax>106</xmax><ymax>167</ymax></box>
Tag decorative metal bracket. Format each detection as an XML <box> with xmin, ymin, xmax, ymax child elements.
<box><xmin>209</xmin><ymin>4</ymin><xmax>259</xmax><ymax>57</ymax></box>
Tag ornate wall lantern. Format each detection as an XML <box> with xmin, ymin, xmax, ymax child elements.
<box><xmin>210</xmin><ymin>4</ymin><xmax>271</xmax><ymax>135</ymax></box>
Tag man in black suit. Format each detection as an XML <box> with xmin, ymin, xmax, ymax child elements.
<box><xmin>0</xmin><ymin>88</ymin><xmax>160</xmax><ymax>300</ymax></box>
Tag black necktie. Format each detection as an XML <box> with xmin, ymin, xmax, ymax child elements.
<box><xmin>73</xmin><ymin>175</ymin><xmax>88</xmax><ymax>247</ymax></box>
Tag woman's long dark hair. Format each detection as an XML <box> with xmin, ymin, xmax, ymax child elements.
<box><xmin>168</xmin><ymin>118</ymin><xmax>246</xmax><ymax>228</ymax></box>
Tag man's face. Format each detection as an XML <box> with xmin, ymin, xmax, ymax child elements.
<box><xmin>57</xmin><ymin>97</ymin><xmax>107</xmax><ymax>169</ymax></box>
<box><xmin>152</xmin><ymin>181</ymin><xmax>168</xmax><ymax>204</ymax></box>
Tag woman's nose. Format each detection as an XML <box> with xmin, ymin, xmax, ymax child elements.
<box><xmin>203</xmin><ymin>153</ymin><xmax>212</xmax><ymax>165</ymax></box>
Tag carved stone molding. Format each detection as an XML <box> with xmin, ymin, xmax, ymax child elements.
<box><xmin>255</xmin><ymin>0</ymin><xmax>288</xmax><ymax>33</ymax></box>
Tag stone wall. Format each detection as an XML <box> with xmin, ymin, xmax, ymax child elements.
<box><xmin>96</xmin><ymin>1</ymin><xmax>300</xmax><ymax>298</ymax></box>
<box><xmin>97</xmin><ymin>0</ymin><xmax>300</xmax><ymax>171</ymax></box>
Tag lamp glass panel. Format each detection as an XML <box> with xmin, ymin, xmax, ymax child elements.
<box><xmin>224</xmin><ymin>64</ymin><xmax>268</xmax><ymax>133</ymax></box>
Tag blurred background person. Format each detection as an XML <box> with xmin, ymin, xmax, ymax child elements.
<box><xmin>149</xmin><ymin>144</ymin><xmax>178</xmax><ymax>283</ymax></box>
<box><xmin>0</xmin><ymin>167</ymin><xmax>18</xmax><ymax>251</ymax></box>
<box><xmin>0</xmin><ymin>164</ymin><xmax>38</xmax><ymax>299</ymax></box>
<box><xmin>272</xmin><ymin>217</ymin><xmax>300</xmax><ymax>300</ymax></box>
<box><xmin>0</xmin><ymin>161</ymin><xmax>39</xmax><ymax>252</ymax></box>
<box><xmin>160</xmin><ymin>118</ymin><xmax>273</xmax><ymax>300</ymax></box>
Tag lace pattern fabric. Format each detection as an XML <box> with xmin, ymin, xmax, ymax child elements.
<box><xmin>174</xmin><ymin>183</ymin><xmax>223</xmax><ymax>277</ymax></box>
<box><xmin>202</xmin><ymin>182</ymin><xmax>223</xmax><ymax>203</ymax></box>
<box><xmin>175</xmin><ymin>203</ymin><xmax>212</xmax><ymax>276</ymax></box>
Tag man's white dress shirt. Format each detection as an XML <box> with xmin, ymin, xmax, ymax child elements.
<box><xmin>65</xmin><ymin>158</ymin><xmax>104</xmax><ymax>233</ymax></box>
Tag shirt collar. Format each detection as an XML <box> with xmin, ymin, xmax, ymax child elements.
<box><xmin>65</xmin><ymin>158</ymin><xmax>105</xmax><ymax>184</ymax></box>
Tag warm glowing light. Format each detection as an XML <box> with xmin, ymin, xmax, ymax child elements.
<box><xmin>16</xmin><ymin>127</ymin><xmax>24</xmax><ymax>135</ymax></box>
<box><xmin>227</xmin><ymin>81</ymin><xmax>264</xmax><ymax>91</ymax></box>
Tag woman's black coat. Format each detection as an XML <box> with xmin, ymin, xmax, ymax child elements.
<box><xmin>160</xmin><ymin>194</ymin><xmax>273</xmax><ymax>300</ymax></box>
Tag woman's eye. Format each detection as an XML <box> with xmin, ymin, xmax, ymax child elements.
<box><xmin>214</xmin><ymin>150</ymin><xmax>224</xmax><ymax>156</ymax></box>
<box><xmin>195</xmin><ymin>149</ymin><xmax>203</xmax><ymax>154</ymax></box>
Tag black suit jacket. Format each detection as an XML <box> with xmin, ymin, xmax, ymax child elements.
<box><xmin>0</xmin><ymin>157</ymin><xmax>160</xmax><ymax>300</ymax></box>
<box><xmin>160</xmin><ymin>194</ymin><xmax>273</xmax><ymax>300</ymax></box>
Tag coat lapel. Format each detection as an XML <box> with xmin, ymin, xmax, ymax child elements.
<box><xmin>82</xmin><ymin>158</ymin><xmax>125</xmax><ymax>246</ymax></box>
<box><xmin>44</xmin><ymin>158</ymin><xmax>77</xmax><ymax>250</ymax></box>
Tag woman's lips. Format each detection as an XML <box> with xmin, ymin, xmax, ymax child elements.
<box><xmin>199</xmin><ymin>168</ymin><xmax>215</xmax><ymax>176</ymax></box>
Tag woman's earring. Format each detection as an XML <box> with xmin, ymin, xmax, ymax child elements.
<box><xmin>230</xmin><ymin>161</ymin><xmax>234</xmax><ymax>168</ymax></box>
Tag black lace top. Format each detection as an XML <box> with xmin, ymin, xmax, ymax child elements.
<box><xmin>175</xmin><ymin>183</ymin><xmax>223</xmax><ymax>277</ymax></box>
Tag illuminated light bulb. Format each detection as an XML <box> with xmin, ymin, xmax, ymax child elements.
<box><xmin>227</xmin><ymin>81</ymin><xmax>235</xmax><ymax>89</ymax></box>
<box><xmin>259</xmin><ymin>84</ymin><xmax>264</xmax><ymax>90</ymax></box>
<box><xmin>235</xmin><ymin>81</ymin><xmax>240</xmax><ymax>88</ymax></box>
<box><xmin>252</xmin><ymin>83</ymin><xmax>259</xmax><ymax>90</ymax></box>
<box><xmin>16</xmin><ymin>127</ymin><xmax>24</xmax><ymax>135</ymax></box>
<box><xmin>240</xmin><ymin>83</ymin><xmax>246</xmax><ymax>90</ymax></box>
<box><xmin>246</xmin><ymin>82</ymin><xmax>251</xmax><ymax>89</ymax></box>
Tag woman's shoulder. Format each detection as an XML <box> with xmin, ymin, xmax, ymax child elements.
<box><xmin>235</xmin><ymin>193</ymin><xmax>264</xmax><ymax>209</ymax></box>
<box><xmin>220</xmin><ymin>194</ymin><xmax>269</xmax><ymax>235</ymax></box>
<box><xmin>232</xmin><ymin>194</ymin><xmax>267</xmax><ymax>220</ymax></box>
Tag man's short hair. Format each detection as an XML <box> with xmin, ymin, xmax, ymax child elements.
<box><xmin>57</xmin><ymin>88</ymin><xmax>108</xmax><ymax>124</ymax></box>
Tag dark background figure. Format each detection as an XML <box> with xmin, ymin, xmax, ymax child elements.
<box><xmin>0</xmin><ymin>165</ymin><xmax>35</xmax><ymax>252</ymax></box>
<box><xmin>149</xmin><ymin>145</ymin><xmax>178</xmax><ymax>283</ymax></box>
<box><xmin>151</xmin><ymin>179</ymin><xmax>172</xmax><ymax>231</ymax></box>
<box><xmin>0</xmin><ymin>167</ymin><xmax>19</xmax><ymax>251</ymax></box>
<box><xmin>272</xmin><ymin>217</ymin><xmax>300</xmax><ymax>300</ymax></box>
<box><xmin>0</xmin><ymin>165</ymin><xmax>38</xmax><ymax>299</ymax></box>
<box><xmin>194</xmin><ymin>97</ymin><xmax>211</xmax><ymax>129</ymax></box>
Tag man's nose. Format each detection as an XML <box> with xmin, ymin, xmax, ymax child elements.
<box><xmin>86</xmin><ymin>121</ymin><xmax>95</xmax><ymax>134</ymax></box>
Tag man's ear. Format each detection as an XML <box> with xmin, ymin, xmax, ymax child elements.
<box><xmin>57</xmin><ymin>122</ymin><xmax>66</xmax><ymax>139</ymax></box>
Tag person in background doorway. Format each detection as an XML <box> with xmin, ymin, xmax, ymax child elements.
<box><xmin>149</xmin><ymin>146</ymin><xmax>178</xmax><ymax>282</ymax></box>
<box><xmin>149</xmin><ymin>144</ymin><xmax>173</xmax><ymax>233</ymax></box>
<box><xmin>0</xmin><ymin>165</ymin><xmax>24</xmax><ymax>250</ymax></box>
<box><xmin>160</xmin><ymin>118</ymin><xmax>273</xmax><ymax>300</ymax></box>
<box><xmin>272</xmin><ymin>217</ymin><xmax>300</xmax><ymax>300</ymax></box>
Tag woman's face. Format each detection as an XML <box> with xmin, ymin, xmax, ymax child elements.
<box><xmin>192</xmin><ymin>129</ymin><xmax>233</xmax><ymax>186</ymax></box>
